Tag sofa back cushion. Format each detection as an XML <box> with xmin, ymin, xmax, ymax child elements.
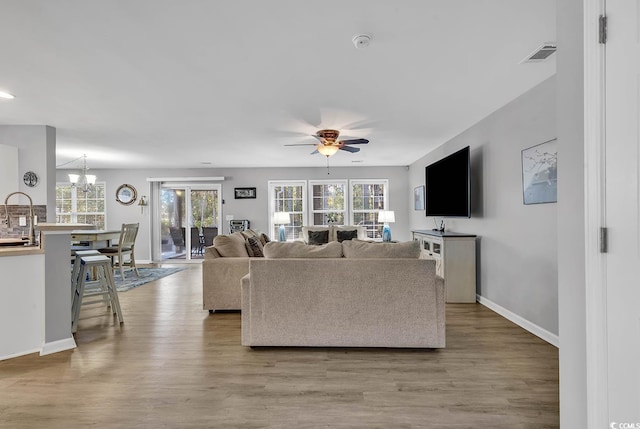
<box><xmin>264</xmin><ymin>241</ymin><xmax>343</xmax><ymax>258</ymax></box>
<box><xmin>342</xmin><ymin>239</ymin><xmax>420</xmax><ymax>259</ymax></box>
<box><xmin>213</xmin><ymin>232</ymin><xmax>250</xmax><ymax>257</ymax></box>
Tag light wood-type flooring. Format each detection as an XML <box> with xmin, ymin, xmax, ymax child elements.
<box><xmin>0</xmin><ymin>264</ymin><xmax>558</xmax><ymax>428</ymax></box>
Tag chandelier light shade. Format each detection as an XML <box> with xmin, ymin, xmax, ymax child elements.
<box><xmin>68</xmin><ymin>154</ymin><xmax>96</xmax><ymax>193</ymax></box>
<box><xmin>273</xmin><ymin>212</ymin><xmax>291</xmax><ymax>242</ymax></box>
<box><xmin>378</xmin><ymin>210</ymin><xmax>396</xmax><ymax>242</ymax></box>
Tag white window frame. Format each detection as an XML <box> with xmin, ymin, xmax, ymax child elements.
<box><xmin>308</xmin><ymin>180</ymin><xmax>348</xmax><ymax>226</ymax></box>
<box><xmin>349</xmin><ymin>179</ymin><xmax>389</xmax><ymax>239</ymax></box>
<box><xmin>55</xmin><ymin>181</ymin><xmax>107</xmax><ymax>229</ymax></box>
<box><xmin>268</xmin><ymin>180</ymin><xmax>307</xmax><ymax>241</ymax></box>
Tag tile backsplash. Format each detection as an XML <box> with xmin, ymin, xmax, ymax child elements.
<box><xmin>0</xmin><ymin>205</ymin><xmax>47</xmax><ymax>238</ymax></box>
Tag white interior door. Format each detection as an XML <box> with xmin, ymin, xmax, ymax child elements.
<box><xmin>604</xmin><ymin>0</ymin><xmax>640</xmax><ymax>419</ymax></box>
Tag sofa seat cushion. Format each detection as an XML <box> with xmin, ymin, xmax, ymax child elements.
<box><xmin>342</xmin><ymin>239</ymin><xmax>420</xmax><ymax>259</ymax></box>
<box><xmin>213</xmin><ymin>232</ymin><xmax>250</xmax><ymax>257</ymax></box>
<box><xmin>264</xmin><ymin>241</ymin><xmax>343</xmax><ymax>258</ymax></box>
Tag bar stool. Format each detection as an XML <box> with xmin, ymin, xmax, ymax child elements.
<box><xmin>71</xmin><ymin>255</ymin><xmax>124</xmax><ymax>333</ymax></box>
<box><xmin>71</xmin><ymin>249</ymin><xmax>101</xmax><ymax>300</ymax></box>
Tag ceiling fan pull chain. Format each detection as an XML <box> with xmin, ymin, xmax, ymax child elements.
<box><xmin>326</xmin><ymin>156</ymin><xmax>331</xmax><ymax>175</ymax></box>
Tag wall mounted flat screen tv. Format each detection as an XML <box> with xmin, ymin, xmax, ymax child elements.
<box><xmin>425</xmin><ymin>146</ymin><xmax>470</xmax><ymax>218</ymax></box>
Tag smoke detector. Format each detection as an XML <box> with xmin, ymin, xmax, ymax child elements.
<box><xmin>353</xmin><ymin>34</ymin><xmax>371</xmax><ymax>49</ymax></box>
<box><xmin>520</xmin><ymin>43</ymin><xmax>557</xmax><ymax>63</ymax></box>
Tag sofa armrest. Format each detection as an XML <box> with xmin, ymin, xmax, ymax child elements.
<box><xmin>241</xmin><ymin>274</ymin><xmax>251</xmax><ymax>345</ymax></box>
<box><xmin>202</xmin><ymin>257</ymin><xmax>250</xmax><ymax>311</ymax></box>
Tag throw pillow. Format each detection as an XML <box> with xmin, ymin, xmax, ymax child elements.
<box><xmin>259</xmin><ymin>233</ymin><xmax>271</xmax><ymax>246</ymax></box>
<box><xmin>302</xmin><ymin>226</ymin><xmax>331</xmax><ymax>244</ymax></box>
<box><xmin>264</xmin><ymin>241</ymin><xmax>343</xmax><ymax>258</ymax></box>
<box><xmin>245</xmin><ymin>236</ymin><xmax>264</xmax><ymax>257</ymax></box>
<box><xmin>336</xmin><ymin>229</ymin><xmax>358</xmax><ymax>242</ymax></box>
<box><xmin>342</xmin><ymin>240</ymin><xmax>420</xmax><ymax>259</ymax></box>
<box><xmin>213</xmin><ymin>232</ymin><xmax>250</xmax><ymax>257</ymax></box>
<box><xmin>307</xmin><ymin>229</ymin><xmax>329</xmax><ymax>245</ymax></box>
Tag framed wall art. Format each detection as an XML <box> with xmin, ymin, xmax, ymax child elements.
<box><xmin>521</xmin><ymin>138</ymin><xmax>557</xmax><ymax>205</ymax></box>
<box><xmin>234</xmin><ymin>187</ymin><xmax>256</xmax><ymax>199</ymax></box>
<box><xmin>414</xmin><ymin>185</ymin><xmax>425</xmax><ymax>210</ymax></box>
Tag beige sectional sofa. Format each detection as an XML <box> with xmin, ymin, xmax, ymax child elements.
<box><xmin>202</xmin><ymin>230</ymin><xmax>267</xmax><ymax>312</ymax></box>
<box><xmin>202</xmin><ymin>226</ymin><xmax>368</xmax><ymax>312</ymax></box>
<box><xmin>241</xmin><ymin>240</ymin><xmax>446</xmax><ymax>348</ymax></box>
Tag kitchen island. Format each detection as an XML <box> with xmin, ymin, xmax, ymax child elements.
<box><xmin>0</xmin><ymin>223</ymin><xmax>93</xmax><ymax>360</ymax></box>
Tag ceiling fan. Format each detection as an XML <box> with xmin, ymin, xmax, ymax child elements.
<box><xmin>285</xmin><ymin>129</ymin><xmax>369</xmax><ymax>157</ymax></box>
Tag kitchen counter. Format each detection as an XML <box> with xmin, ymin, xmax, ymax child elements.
<box><xmin>0</xmin><ymin>223</ymin><xmax>94</xmax><ymax>360</ymax></box>
<box><xmin>0</xmin><ymin>223</ymin><xmax>92</xmax><ymax>257</ymax></box>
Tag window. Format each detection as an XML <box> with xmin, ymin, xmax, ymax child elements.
<box><xmin>268</xmin><ymin>179</ymin><xmax>390</xmax><ymax>241</ymax></box>
<box><xmin>56</xmin><ymin>182</ymin><xmax>106</xmax><ymax>229</ymax></box>
<box><xmin>268</xmin><ymin>181</ymin><xmax>306</xmax><ymax>241</ymax></box>
<box><xmin>350</xmin><ymin>179</ymin><xmax>389</xmax><ymax>239</ymax></box>
<box><xmin>309</xmin><ymin>180</ymin><xmax>347</xmax><ymax>226</ymax></box>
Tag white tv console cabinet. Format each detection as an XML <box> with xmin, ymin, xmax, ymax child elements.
<box><xmin>412</xmin><ymin>230</ymin><xmax>477</xmax><ymax>303</ymax></box>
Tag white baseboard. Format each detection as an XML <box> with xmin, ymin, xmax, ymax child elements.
<box><xmin>40</xmin><ymin>337</ymin><xmax>77</xmax><ymax>356</ymax></box>
<box><xmin>476</xmin><ymin>295</ymin><xmax>559</xmax><ymax>348</ymax></box>
<box><xmin>1</xmin><ymin>347</ymin><xmax>41</xmax><ymax>361</ymax></box>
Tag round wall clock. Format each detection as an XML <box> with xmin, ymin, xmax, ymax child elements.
<box><xmin>115</xmin><ymin>184</ymin><xmax>137</xmax><ymax>205</ymax></box>
<box><xmin>23</xmin><ymin>171</ymin><xmax>38</xmax><ymax>187</ymax></box>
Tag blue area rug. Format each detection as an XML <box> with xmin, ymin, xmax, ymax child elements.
<box><xmin>114</xmin><ymin>267</ymin><xmax>186</xmax><ymax>292</ymax></box>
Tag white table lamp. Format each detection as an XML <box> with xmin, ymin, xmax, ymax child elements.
<box><xmin>273</xmin><ymin>212</ymin><xmax>291</xmax><ymax>242</ymax></box>
<box><xmin>378</xmin><ymin>210</ymin><xmax>395</xmax><ymax>242</ymax></box>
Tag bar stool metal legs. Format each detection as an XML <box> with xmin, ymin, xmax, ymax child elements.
<box><xmin>71</xmin><ymin>255</ymin><xmax>124</xmax><ymax>333</ymax></box>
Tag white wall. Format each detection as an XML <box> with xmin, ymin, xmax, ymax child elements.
<box><xmin>0</xmin><ymin>125</ymin><xmax>56</xmax><ymax>219</ymax></box>
<box><xmin>56</xmin><ymin>166</ymin><xmax>410</xmax><ymax>262</ymax></box>
<box><xmin>557</xmin><ymin>0</ymin><xmax>587</xmax><ymax>425</ymax></box>
<box><xmin>0</xmin><ymin>144</ymin><xmax>18</xmax><ymax>198</ymax></box>
<box><xmin>408</xmin><ymin>76</ymin><xmax>558</xmax><ymax>338</ymax></box>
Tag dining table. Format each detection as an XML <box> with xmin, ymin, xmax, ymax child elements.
<box><xmin>71</xmin><ymin>229</ymin><xmax>121</xmax><ymax>250</ymax></box>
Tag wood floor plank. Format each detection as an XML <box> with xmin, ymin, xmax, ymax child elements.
<box><xmin>0</xmin><ymin>264</ymin><xmax>559</xmax><ymax>428</ymax></box>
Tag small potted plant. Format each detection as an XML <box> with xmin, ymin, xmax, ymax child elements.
<box><xmin>326</xmin><ymin>212</ymin><xmax>338</xmax><ymax>225</ymax></box>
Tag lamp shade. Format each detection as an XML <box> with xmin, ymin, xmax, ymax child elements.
<box><xmin>273</xmin><ymin>212</ymin><xmax>291</xmax><ymax>225</ymax></box>
<box><xmin>378</xmin><ymin>210</ymin><xmax>395</xmax><ymax>223</ymax></box>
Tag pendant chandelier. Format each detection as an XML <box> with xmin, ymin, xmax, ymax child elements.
<box><xmin>68</xmin><ymin>154</ymin><xmax>96</xmax><ymax>193</ymax></box>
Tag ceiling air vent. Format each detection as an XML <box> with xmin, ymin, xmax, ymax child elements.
<box><xmin>520</xmin><ymin>43</ymin><xmax>557</xmax><ymax>63</ymax></box>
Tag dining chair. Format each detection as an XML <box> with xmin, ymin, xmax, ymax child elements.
<box><xmin>190</xmin><ymin>227</ymin><xmax>204</xmax><ymax>256</ymax></box>
<box><xmin>202</xmin><ymin>226</ymin><xmax>218</xmax><ymax>247</ymax></box>
<box><xmin>99</xmin><ymin>223</ymin><xmax>140</xmax><ymax>281</ymax></box>
<box><xmin>169</xmin><ymin>226</ymin><xmax>185</xmax><ymax>252</ymax></box>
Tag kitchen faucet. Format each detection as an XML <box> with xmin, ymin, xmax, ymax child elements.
<box><xmin>3</xmin><ymin>191</ymin><xmax>36</xmax><ymax>246</ymax></box>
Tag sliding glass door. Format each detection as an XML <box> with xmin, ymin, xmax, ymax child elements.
<box><xmin>160</xmin><ymin>184</ymin><xmax>221</xmax><ymax>261</ymax></box>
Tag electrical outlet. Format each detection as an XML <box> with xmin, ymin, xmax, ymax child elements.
<box><xmin>19</xmin><ymin>216</ymin><xmax>26</xmax><ymax>226</ymax></box>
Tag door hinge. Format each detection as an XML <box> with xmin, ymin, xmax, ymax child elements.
<box><xmin>599</xmin><ymin>15</ymin><xmax>607</xmax><ymax>44</ymax></box>
<box><xmin>600</xmin><ymin>227</ymin><xmax>608</xmax><ymax>253</ymax></box>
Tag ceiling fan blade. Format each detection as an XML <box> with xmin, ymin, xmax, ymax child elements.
<box><xmin>339</xmin><ymin>146</ymin><xmax>360</xmax><ymax>153</ymax></box>
<box><xmin>339</xmin><ymin>138</ymin><xmax>369</xmax><ymax>145</ymax></box>
<box><xmin>310</xmin><ymin>149</ymin><xmax>319</xmax><ymax>155</ymax></box>
<box><xmin>284</xmin><ymin>143</ymin><xmax>317</xmax><ymax>146</ymax></box>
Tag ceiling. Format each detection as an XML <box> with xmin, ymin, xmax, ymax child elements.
<box><xmin>0</xmin><ymin>1</ymin><xmax>556</xmax><ymax>170</ymax></box>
